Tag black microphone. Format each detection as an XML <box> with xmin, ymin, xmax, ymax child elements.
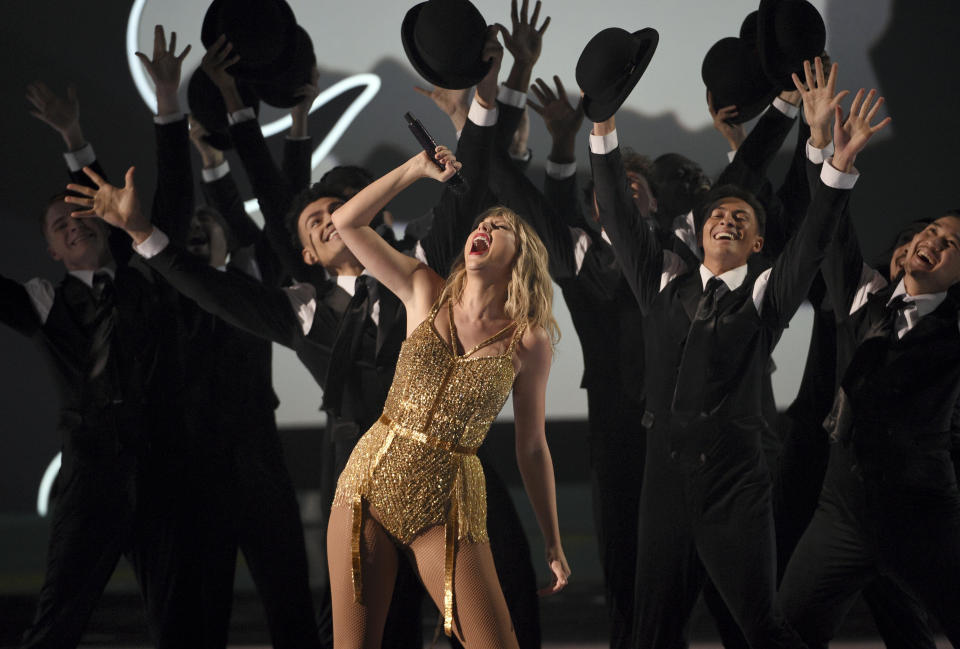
<box><xmin>404</xmin><ymin>111</ymin><xmax>468</xmax><ymax>194</ymax></box>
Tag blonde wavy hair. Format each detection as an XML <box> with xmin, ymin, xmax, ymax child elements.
<box><xmin>439</xmin><ymin>206</ymin><xmax>561</xmax><ymax>346</ymax></box>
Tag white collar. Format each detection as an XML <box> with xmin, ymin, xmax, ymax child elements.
<box><xmin>68</xmin><ymin>265</ymin><xmax>116</xmax><ymax>289</ymax></box>
<box><xmin>889</xmin><ymin>278</ymin><xmax>947</xmax><ymax>318</ymax></box>
<box><xmin>699</xmin><ymin>263</ymin><xmax>749</xmax><ymax>292</ymax></box>
<box><xmin>335</xmin><ymin>270</ymin><xmax>373</xmax><ymax>297</ymax></box>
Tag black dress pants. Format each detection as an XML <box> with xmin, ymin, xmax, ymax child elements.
<box><xmin>192</xmin><ymin>413</ymin><xmax>322</xmax><ymax>649</ymax></box>
<box><xmin>632</xmin><ymin>421</ymin><xmax>805</xmax><ymax>649</ymax></box>
<box><xmin>780</xmin><ymin>445</ymin><xmax>960</xmax><ymax>648</ymax></box>
<box><xmin>20</xmin><ymin>445</ymin><xmax>198</xmax><ymax>649</ymax></box>
<box><xmin>775</xmin><ymin>421</ymin><xmax>936</xmax><ymax>649</ymax></box>
<box><xmin>589</xmin><ymin>425</ymin><xmax>644</xmax><ymax>649</ymax></box>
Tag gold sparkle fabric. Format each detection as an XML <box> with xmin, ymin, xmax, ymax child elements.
<box><xmin>333</xmin><ymin>299</ymin><xmax>525</xmax><ymax>635</ymax></box>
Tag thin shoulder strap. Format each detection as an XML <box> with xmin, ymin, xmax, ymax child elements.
<box><xmin>506</xmin><ymin>320</ymin><xmax>528</xmax><ymax>356</ymax></box>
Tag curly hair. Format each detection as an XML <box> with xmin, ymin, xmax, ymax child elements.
<box><xmin>438</xmin><ymin>206</ymin><xmax>560</xmax><ymax>346</ymax></box>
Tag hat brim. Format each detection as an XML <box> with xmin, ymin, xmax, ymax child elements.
<box><xmin>400</xmin><ymin>2</ymin><xmax>492</xmax><ymax>90</ymax></box>
<box><xmin>724</xmin><ymin>88</ymin><xmax>779</xmax><ymax>124</ymax></box>
<box><xmin>582</xmin><ymin>28</ymin><xmax>659</xmax><ymax>122</ymax></box>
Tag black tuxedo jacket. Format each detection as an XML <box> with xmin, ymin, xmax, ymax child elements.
<box><xmin>593</xmin><ymin>145</ymin><xmax>847</xmax><ymax>457</ymax></box>
<box><xmin>0</xmin><ymin>259</ymin><xmax>182</xmax><ymax>481</ymax></box>
<box><xmin>821</xmin><ymin>191</ymin><xmax>960</xmax><ymax>493</ymax></box>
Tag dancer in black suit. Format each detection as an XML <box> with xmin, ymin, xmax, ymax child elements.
<box><xmin>7</xmin><ymin>75</ymin><xmax>195</xmax><ymax>649</ymax></box>
<box><xmin>584</xmin><ymin>56</ymin><xmax>889</xmax><ymax>645</ymax></box>
<box><xmin>778</xmin><ymin>86</ymin><xmax>960</xmax><ymax>649</ymax></box>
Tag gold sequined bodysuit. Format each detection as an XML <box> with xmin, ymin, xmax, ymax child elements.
<box><xmin>333</xmin><ymin>299</ymin><xmax>526</xmax><ymax>635</ymax></box>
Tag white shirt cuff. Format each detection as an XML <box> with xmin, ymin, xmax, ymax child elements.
<box><xmin>202</xmin><ymin>160</ymin><xmax>231</xmax><ymax>182</ymax></box>
<box><xmin>772</xmin><ymin>96</ymin><xmax>800</xmax><ymax>119</ymax></box>
<box><xmin>820</xmin><ymin>159</ymin><xmax>859</xmax><ymax>189</ymax></box>
<box><xmin>726</xmin><ymin>149</ymin><xmax>737</xmax><ymax>163</ymax></box>
<box><xmin>134</xmin><ymin>228</ymin><xmax>170</xmax><ymax>258</ymax></box>
<box><xmin>63</xmin><ymin>144</ymin><xmax>96</xmax><ymax>172</ymax></box>
<box><xmin>497</xmin><ymin>85</ymin><xmax>527</xmax><ymax>109</ymax></box>
<box><xmin>227</xmin><ymin>107</ymin><xmax>257</xmax><ymax>125</ymax></box>
<box><xmin>467</xmin><ymin>97</ymin><xmax>498</xmax><ymax>127</ymax></box>
<box><xmin>806</xmin><ymin>139</ymin><xmax>835</xmax><ymax>164</ymax></box>
<box><xmin>589</xmin><ymin>130</ymin><xmax>618</xmax><ymax>155</ymax></box>
<box><xmin>510</xmin><ymin>148</ymin><xmax>532</xmax><ymax>163</ymax></box>
<box><xmin>546</xmin><ymin>159</ymin><xmax>577</xmax><ymax>179</ymax></box>
<box><xmin>154</xmin><ymin>112</ymin><xmax>185</xmax><ymax>125</ymax></box>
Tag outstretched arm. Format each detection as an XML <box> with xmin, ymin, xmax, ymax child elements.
<box><xmin>589</xmin><ymin>116</ymin><xmax>669</xmax><ymax>312</ymax></box>
<box><xmin>763</xmin><ymin>88</ymin><xmax>891</xmax><ymax>329</ymax></box>
<box><xmin>331</xmin><ymin>149</ymin><xmax>459</xmax><ymax>314</ymax></box>
<box><xmin>137</xmin><ymin>25</ymin><xmax>194</xmax><ymax>246</ymax></box>
<box><xmin>512</xmin><ymin>325</ymin><xmax>569</xmax><ymax>596</ymax></box>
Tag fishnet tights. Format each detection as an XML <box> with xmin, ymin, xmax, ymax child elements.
<box><xmin>328</xmin><ymin>502</ymin><xmax>519</xmax><ymax>649</ymax></box>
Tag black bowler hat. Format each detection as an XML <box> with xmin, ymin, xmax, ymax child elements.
<box><xmin>702</xmin><ymin>37</ymin><xmax>777</xmax><ymax>124</ymax></box>
<box><xmin>201</xmin><ymin>0</ymin><xmax>296</xmax><ymax>79</ymax></box>
<box><xmin>758</xmin><ymin>0</ymin><xmax>826</xmax><ymax>89</ymax></box>
<box><xmin>739</xmin><ymin>10</ymin><xmax>759</xmax><ymax>50</ymax></box>
<box><xmin>401</xmin><ymin>0</ymin><xmax>492</xmax><ymax>90</ymax></box>
<box><xmin>187</xmin><ymin>68</ymin><xmax>261</xmax><ymax>151</ymax></box>
<box><xmin>250</xmin><ymin>26</ymin><xmax>317</xmax><ymax>107</ymax></box>
<box><xmin>575</xmin><ymin>27</ymin><xmax>659</xmax><ymax>122</ymax></box>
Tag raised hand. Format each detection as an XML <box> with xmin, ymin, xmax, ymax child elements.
<box><xmin>707</xmin><ymin>91</ymin><xmax>745</xmax><ymax>151</ymax></box>
<box><xmin>528</xmin><ymin>76</ymin><xmax>583</xmax><ymax>162</ymax></box>
<box><xmin>201</xmin><ymin>34</ymin><xmax>240</xmax><ymax>91</ymax></box>
<box><xmin>64</xmin><ymin>167</ymin><xmax>153</xmax><ymax>243</ymax></box>
<box><xmin>413</xmin><ymin>85</ymin><xmax>471</xmax><ymax>133</ymax></box>
<box><xmin>830</xmin><ymin>88</ymin><xmax>891</xmax><ymax>173</ymax></box>
<box><xmin>26</xmin><ymin>81</ymin><xmax>84</xmax><ymax>149</ymax></box>
<box><xmin>412</xmin><ymin>145</ymin><xmax>461</xmax><ymax>182</ymax></box>
<box><xmin>188</xmin><ymin>115</ymin><xmax>225</xmax><ymax>168</ymax></box>
<box><xmin>538</xmin><ymin>543</ymin><xmax>570</xmax><ymax>597</ymax></box>
<box><xmin>792</xmin><ymin>57</ymin><xmax>849</xmax><ymax>149</ymax></box>
<box><xmin>476</xmin><ymin>25</ymin><xmax>505</xmax><ymax>109</ymax></box>
<box><xmin>499</xmin><ymin>0</ymin><xmax>550</xmax><ymax>94</ymax></box>
<box><xmin>500</xmin><ymin>0</ymin><xmax>550</xmax><ymax>67</ymax></box>
<box><xmin>134</xmin><ymin>24</ymin><xmax>191</xmax><ymax>115</ymax></box>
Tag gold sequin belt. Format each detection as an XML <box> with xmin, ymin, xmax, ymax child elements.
<box><xmin>351</xmin><ymin>414</ymin><xmax>479</xmax><ymax>637</ymax></box>
<box><xmin>376</xmin><ymin>413</ymin><xmax>480</xmax><ymax>455</ymax></box>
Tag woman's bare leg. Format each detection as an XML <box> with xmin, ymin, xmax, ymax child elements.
<box><xmin>327</xmin><ymin>503</ymin><xmax>400</xmax><ymax>649</ymax></box>
<box><xmin>407</xmin><ymin>525</ymin><xmax>520</xmax><ymax>649</ymax></box>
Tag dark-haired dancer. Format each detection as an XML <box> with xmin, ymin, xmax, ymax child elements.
<box><xmin>587</xmin><ymin>70</ymin><xmax>888</xmax><ymax>646</ymax></box>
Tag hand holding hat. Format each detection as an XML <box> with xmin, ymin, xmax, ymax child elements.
<box><xmin>575</xmin><ymin>26</ymin><xmax>659</xmax><ymax>123</ymax></box>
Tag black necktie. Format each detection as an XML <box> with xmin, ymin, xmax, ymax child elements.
<box><xmin>322</xmin><ymin>276</ymin><xmax>372</xmax><ymax>415</ymax></box>
<box><xmin>672</xmin><ymin>276</ymin><xmax>726</xmax><ymax>413</ymax></box>
<box><xmin>867</xmin><ymin>294</ymin><xmax>907</xmax><ymax>342</ymax></box>
<box><xmin>89</xmin><ymin>271</ymin><xmax>116</xmax><ymax>380</ymax></box>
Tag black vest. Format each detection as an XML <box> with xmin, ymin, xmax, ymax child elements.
<box><xmin>644</xmin><ymin>265</ymin><xmax>778</xmax><ymax>456</ymax></box>
<box><xmin>842</xmin><ymin>289</ymin><xmax>960</xmax><ymax>491</ymax></box>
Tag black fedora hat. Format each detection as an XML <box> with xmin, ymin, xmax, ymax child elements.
<box><xmin>201</xmin><ymin>0</ymin><xmax>296</xmax><ymax>80</ymax></box>
<box><xmin>187</xmin><ymin>68</ymin><xmax>261</xmax><ymax>150</ymax></box>
<box><xmin>401</xmin><ymin>0</ymin><xmax>492</xmax><ymax>90</ymax></box>
<box><xmin>758</xmin><ymin>0</ymin><xmax>826</xmax><ymax>89</ymax></box>
<box><xmin>250</xmin><ymin>26</ymin><xmax>317</xmax><ymax>107</ymax></box>
<box><xmin>702</xmin><ymin>37</ymin><xmax>777</xmax><ymax>124</ymax></box>
<box><xmin>576</xmin><ymin>27</ymin><xmax>659</xmax><ymax>122</ymax></box>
